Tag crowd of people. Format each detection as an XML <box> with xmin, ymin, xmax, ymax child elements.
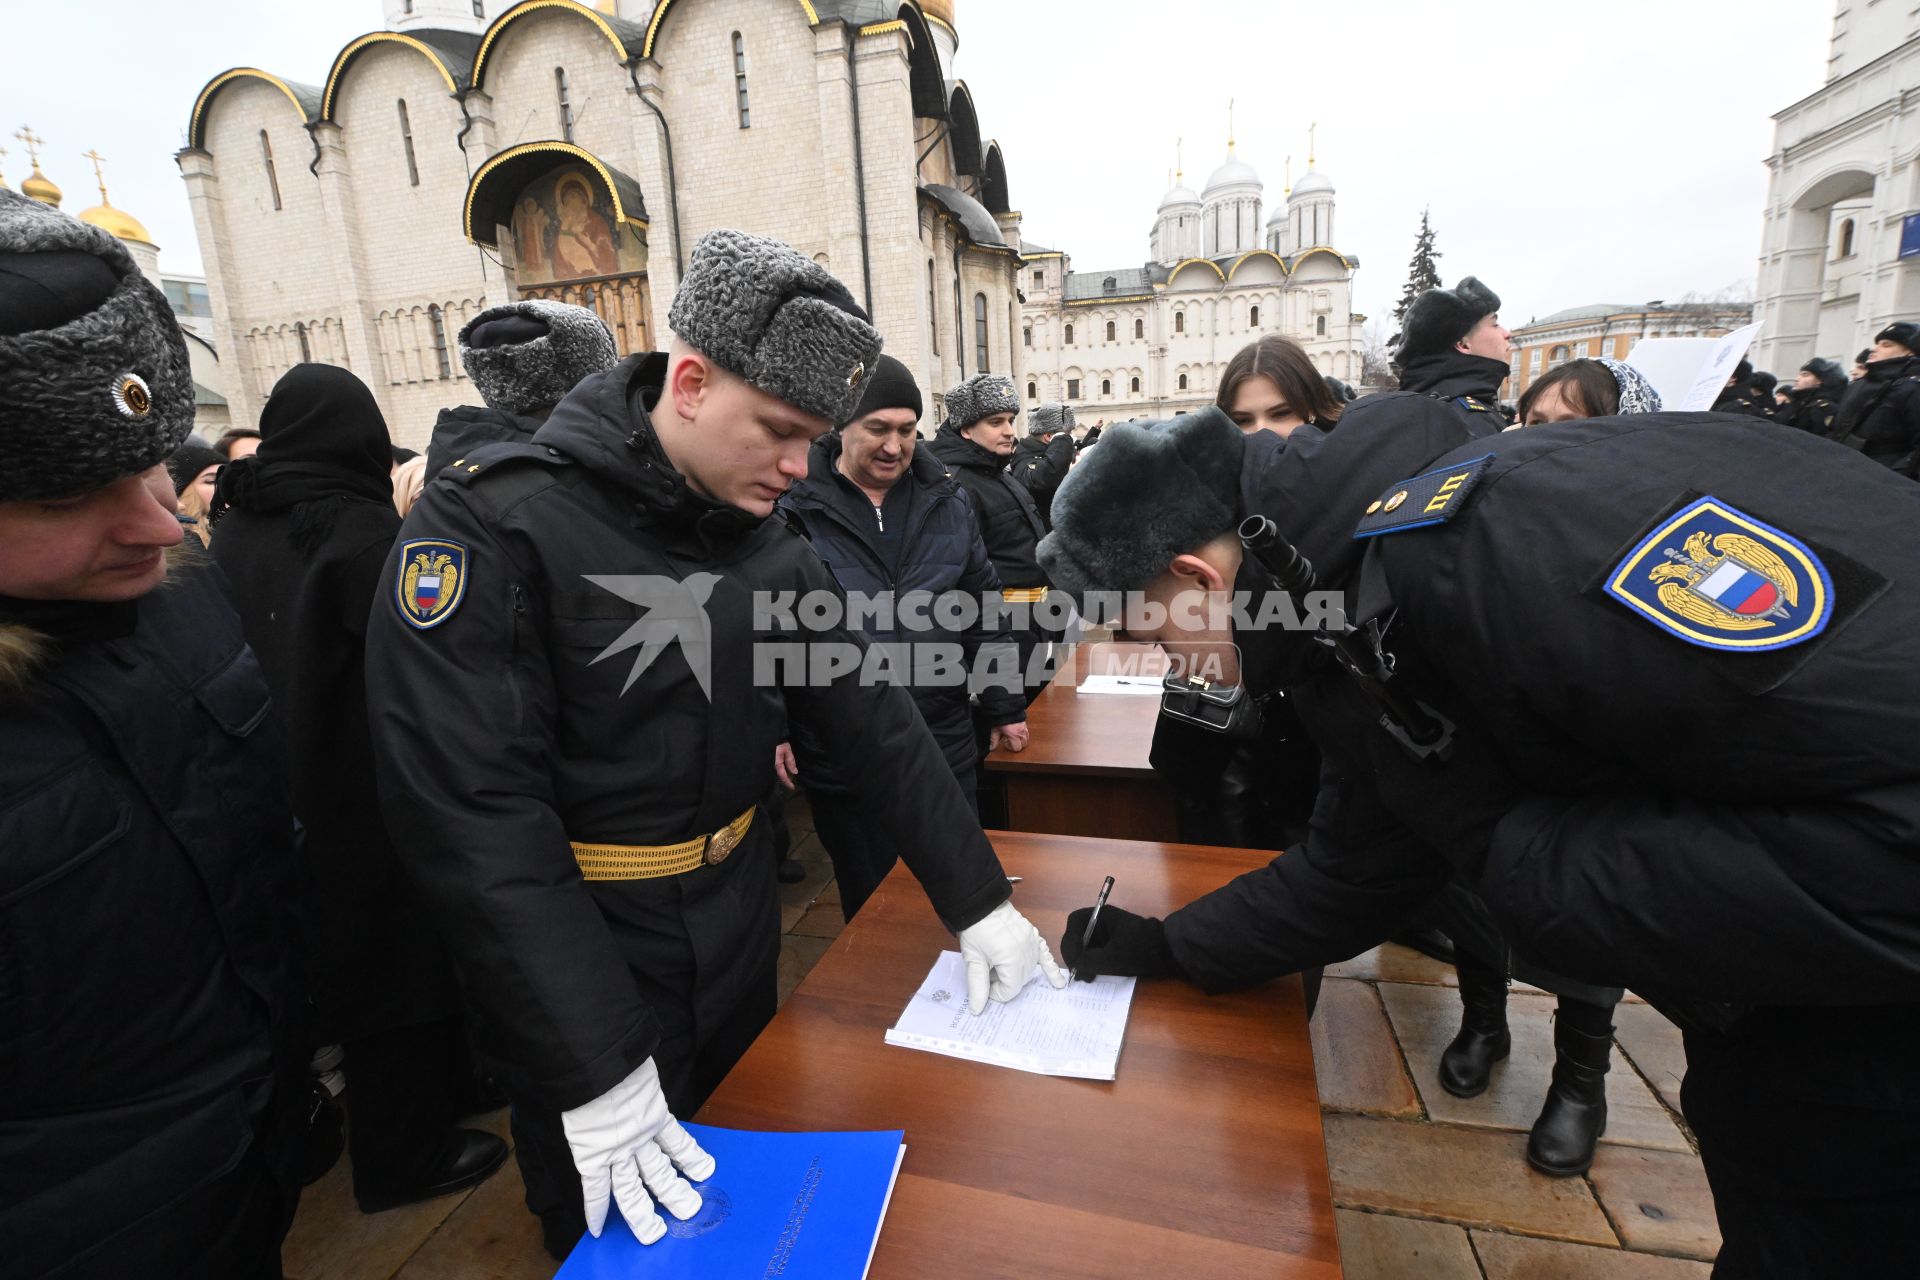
<box><xmin>2</xmin><ymin>176</ymin><xmax>1915</xmax><ymax>1280</ymax></box>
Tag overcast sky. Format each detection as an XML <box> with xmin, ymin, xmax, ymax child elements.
<box><xmin>5</xmin><ymin>0</ymin><xmax>1833</xmax><ymax>332</ymax></box>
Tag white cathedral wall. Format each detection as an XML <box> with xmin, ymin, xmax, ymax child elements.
<box><xmin>483</xmin><ymin>11</ymin><xmax>640</xmax><ymax>160</ymax></box>
<box><xmin>201</xmin><ymin>80</ymin><xmax>351</xmax><ymax>418</ymax></box>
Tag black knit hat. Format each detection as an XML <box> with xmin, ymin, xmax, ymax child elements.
<box><xmin>1038</xmin><ymin>407</ymin><xmax>1245</xmax><ymax>598</ymax></box>
<box><xmin>0</xmin><ymin>190</ymin><xmax>193</xmax><ymax>501</ymax></box>
<box><xmin>1874</xmin><ymin>321</ymin><xmax>1920</xmax><ymax>354</ymax></box>
<box><xmin>165</xmin><ymin>444</ymin><xmax>225</xmax><ymax>496</ymax></box>
<box><xmin>1393</xmin><ymin>277</ymin><xmax>1501</xmax><ymax>363</ymax></box>
<box><xmin>842</xmin><ymin>353</ymin><xmax>922</xmax><ymax>424</ymax></box>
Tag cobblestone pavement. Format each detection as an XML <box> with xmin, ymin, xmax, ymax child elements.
<box><xmin>286</xmin><ymin>792</ymin><xmax>1717</xmax><ymax>1278</ymax></box>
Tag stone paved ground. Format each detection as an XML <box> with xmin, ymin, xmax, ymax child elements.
<box><xmin>287</xmin><ymin>791</ymin><xmax>1717</xmax><ymax>1278</ymax></box>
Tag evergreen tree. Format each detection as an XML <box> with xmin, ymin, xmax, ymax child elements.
<box><xmin>1393</xmin><ymin>209</ymin><xmax>1443</xmax><ymax>329</ymax></box>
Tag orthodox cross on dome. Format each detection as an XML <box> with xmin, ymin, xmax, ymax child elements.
<box><xmin>82</xmin><ymin>149</ymin><xmax>111</xmax><ymax>204</ymax></box>
<box><xmin>1176</xmin><ymin>136</ymin><xmax>1183</xmax><ymax>182</ymax></box>
<box><xmin>1309</xmin><ymin>121</ymin><xmax>1317</xmax><ymax>168</ymax></box>
<box><xmin>13</xmin><ymin>125</ymin><xmax>45</xmax><ymax>168</ymax></box>
<box><xmin>1227</xmin><ymin>99</ymin><xmax>1235</xmax><ymax>152</ymax></box>
<box><xmin>1285</xmin><ymin>155</ymin><xmax>1291</xmax><ymax>196</ymax></box>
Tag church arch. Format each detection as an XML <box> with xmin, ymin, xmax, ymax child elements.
<box><xmin>1166</xmin><ymin>257</ymin><xmax>1225</xmax><ymax>291</ymax></box>
<box><xmin>463</xmin><ymin>140</ymin><xmax>648</xmax><ymax>245</ymax></box>
<box><xmin>980</xmin><ymin>141</ymin><xmax>1011</xmax><ymax>215</ymax></box>
<box><xmin>896</xmin><ymin>5</ymin><xmax>948</xmax><ymax>120</ymax></box>
<box><xmin>1226</xmin><ymin>249</ymin><xmax>1288</xmax><ymax>284</ymax></box>
<box><xmin>188</xmin><ymin>68</ymin><xmax>319</xmax><ymax>150</ymax></box>
<box><xmin>1290</xmin><ymin>247</ymin><xmax>1353</xmax><ymax>276</ymax></box>
<box><xmin>948</xmin><ymin>82</ymin><xmax>984</xmax><ymax>179</ymax></box>
<box><xmin>321</xmin><ymin>32</ymin><xmax>465</xmax><ymax>121</ymax></box>
<box><xmin>643</xmin><ymin>0</ymin><xmax>818</xmax><ymax>61</ymax></box>
<box><xmin>474</xmin><ymin>0</ymin><xmax>643</xmax><ymax>90</ymax></box>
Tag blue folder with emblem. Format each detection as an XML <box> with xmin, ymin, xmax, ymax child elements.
<box><xmin>554</xmin><ymin>1125</ymin><xmax>907</xmax><ymax>1280</ymax></box>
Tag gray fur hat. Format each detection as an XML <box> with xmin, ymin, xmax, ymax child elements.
<box><xmin>943</xmin><ymin>373</ymin><xmax>1020</xmax><ymax>432</ymax></box>
<box><xmin>1029</xmin><ymin>401</ymin><xmax>1075</xmax><ymax>437</ymax></box>
<box><xmin>1037</xmin><ymin>407</ymin><xmax>1245</xmax><ymax>598</ymax></box>
<box><xmin>0</xmin><ymin>190</ymin><xmax>193</xmax><ymax>501</ymax></box>
<box><xmin>1393</xmin><ymin>276</ymin><xmax>1501</xmax><ymax>363</ymax></box>
<box><xmin>458</xmin><ymin>300</ymin><xmax>618</xmax><ymax>416</ymax></box>
<box><xmin>668</xmin><ymin>228</ymin><xmax>882</xmax><ymax>425</ymax></box>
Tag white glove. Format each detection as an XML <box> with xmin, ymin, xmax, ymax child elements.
<box><xmin>560</xmin><ymin>1057</ymin><xmax>716</xmax><ymax>1244</ymax></box>
<box><xmin>955</xmin><ymin>900</ymin><xmax>1068</xmax><ymax>1014</ymax></box>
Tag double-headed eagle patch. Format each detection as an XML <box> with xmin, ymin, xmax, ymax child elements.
<box><xmin>1604</xmin><ymin>497</ymin><xmax>1831</xmax><ymax>652</ymax></box>
<box><xmin>395</xmin><ymin>539</ymin><xmax>468</xmax><ymax>630</ymax></box>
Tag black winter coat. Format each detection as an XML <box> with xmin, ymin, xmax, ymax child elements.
<box><xmin>1711</xmin><ymin>386</ymin><xmax>1774</xmax><ymax>419</ymax></box>
<box><xmin>779</xmin><ymin>434</ymin><xmax>1024</xmax><ymax>790</ymax></box>
<box><xmin>1833</xmin><ymin>358</ymin><xmax>1920</xmax><ymax>472</ymax></box>
<box><xmin>424</xmin><ymin>403</ymin><xmax>547</xmax><ymax>481</ymax></box>
<box><xmin>0</xmin><ymin>556</ymin><xmax>304</xmax><ymax>1276</ymax></box>
<box><xmin>213</xmin><ymin>497</ymin><xmax>458</xmax><ymax>1043</ymax></box>
<box><xmin>926</xmin><ymin>427</ymin><xmax>1049</xmax><ymax>589</ymax></box>
<box><xmin>1009</xmin><ymin>433</ymin><xmax>1076</xmax><ymax>530</ymax></box>
<box><xmin>1164</xmin><ymin>409</ymin><xmax>1920</xmax><ymax>1022</ymax></box>
<box><xmin>364</xmin><ymin>353</ymin><xmax>1011</xmax><ymax>1114</ymax></box>
<box><xmin>1781</xmin><ymin>385</ymin><xmax>1842</xmax><ymax>435</ymax></box>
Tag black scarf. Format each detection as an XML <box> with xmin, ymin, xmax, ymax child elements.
<box><xmin>619</xmin><ymin>376</ymin><xmax>763</xmax><ymax>556</ymax></box>
<box><xmin>0</xmin><ymin>594</ymin><xmax>137</xmax><ymax>648</ymax></box>
<box><xmin>213</xmin><ymin>363</ymin><xmax>395</xmax><ymax>553</ymax></box>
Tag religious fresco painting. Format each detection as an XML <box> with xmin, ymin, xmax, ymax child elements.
<box><xmin>509</xmin><ymin>163</ymin><xmax>645</xmax><ymax>286</ymax></box>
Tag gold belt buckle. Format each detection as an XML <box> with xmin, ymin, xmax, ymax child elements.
<box><xmin>705</xmin><ymin>819</ymin><xmax>743</xmax><ymax>866</ymax></box>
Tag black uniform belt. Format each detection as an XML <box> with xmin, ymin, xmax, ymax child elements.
<box><xmin>570</xmin><ymin>806</ymin><xmax>756</xmax><ymax>881</ymax></box>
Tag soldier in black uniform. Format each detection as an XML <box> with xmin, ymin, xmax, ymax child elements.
<box><xmin>1037</xmin><ymin>398</ymin><xmax>1920</xmax><ymax>1277</ymax></box>
<box><xmin>1832</xmin><ymin>321</ymin><xmax>1920</xmax><ymax>474</ymax></box>
<box><xmin>1779</xmin><ymin>357</ymin><xmax>1846</xmax><ymax>435</ymax></box>
<box><xmin>364</xmin><ymin>231</ymin><xmax>1064</xmax><ymax>1260</ymax></box>
<box><xmin>1389</xmin><ymin>274</ymin><xmax>1515</xmax><ymax>425</ymax></box>
<box><xmin>0</xmin><ymin>189</ymin><xmax>306</xmax><ymax>1278</ymax></box>
<box><xmin>1010</xmin><ymin>401</ymin><xmax>1077</xmax><ymax>530</ymax></box>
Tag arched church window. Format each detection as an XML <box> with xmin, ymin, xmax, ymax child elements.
<box><xmin>259</xmin><ymin>130</ymin><xmax>281</xmax><ymax>211</ymax></box>
<box><xmin>1066</xmin><ymin>377</ymin><xmax>1081</xmax><ymax>400</ymax></box>
<box><xmin>1174</xmin><ymin>311</ymin><xmax>1185</xmax><ymax>334</ymax></box>
<box><xmin>1134</xmin><ymin>317</ymin><xmax>1143</xmax><ymax>339</ymax></box>
<box><xmin>397</xmin><ymin>100</ymin><xmax>420</xmax><ymax>187</ymax></box>
<box><xmin>1027</xmin><ymin>380</ymin><xmax>1038</xmax><ymax>399</ymax></box>
<box><xmin>1105</xmin><ymin>320</ymin><xmax>1116</xmax><ymax>342</ymax></box>
<box><xmin>1129</xmin><ymin>375</ymin><xmax>1141</xmax><ymax>394</ymax></box>
<box><xmin>1023</xmin><ymin>325</ymin><xmax>1032</xmax><ymax>347</ymax></box>
<box><xmin>1838</xmin><ymin>218</ymin><xmax>1856</xmax><ymax>258</ymax></box>
<box><xmin>1249</xmin><ymin>304</ymin><xmax>1260</xmax><ymax>327</ymax></box>
<box><xmin>556</xmin><ymin>68</ymin><xmax>575</xmax><ymax>143</ymax></box>
<box><xmin>1064</xmin><ymin>322</ymin><xmax>1074</xmax><ymax>345</ymax></box>
<box><xmin>1177</xmin><ymin>372</ymin><xmax>1189</xmax><ymax>391</ymax></box>
<box><xmin>974</xmin><ymin>293</ymin><xmax>990</xmax><ymax>373</ymax></box>
<box><xmin>733</xmin><ymin>34</ymin><xmax>751</xmax><ymax>129</ymax></box>
<box><xmin>1101</xmin><ymin>378</ymin><xmax>1112</xmax><ymax>397</ymax></box>
<box><xmin>1316</xmin><ymin>315</ymin><xmax>1326</xmax><ymax>336</ymax></box>
<box><xmin>295</xmin><ymin>322</ymin><xmax>311</xmax><ymax>363</ymax></box>
<box><xmin>429</xmin><ymin>305</ymin><xmax>452</xmax><ymax>380</ymax></box>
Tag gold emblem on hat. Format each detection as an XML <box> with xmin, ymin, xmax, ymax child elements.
<box><xmin>111</xmin><ymin>372</ymin><xmax>152</xmax><ymax>420</ymax></box>
<box><xmin>705</xmin><ymin>823</ymin><xmax>742</xmax><ymax>866</ymax></box>
<box><xmin>1365</xmin><ymin>499</ymin><xmax>1383</xmax><ymax>515</ymax></box>
<box><xmin>1382</xmin><ymin>490</ymin><xmax>1409</xmax><ymax>513</ymax></box>
<box><xmin>847</xmin><ymin>361</ymin><xmax>866</xmax><ymax>390</ymax></box>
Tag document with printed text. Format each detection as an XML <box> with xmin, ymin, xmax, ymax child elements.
<box><xmin>884</xmin><ymin>950</ymin><xmax>1137</xmax><ymax>1080</ymax></box>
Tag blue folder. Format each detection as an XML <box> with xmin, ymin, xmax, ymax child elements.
<box><xmin>555</xmin><ymin>1125</ymin><xmax>907</xmax><ymax>1279</ymax></box>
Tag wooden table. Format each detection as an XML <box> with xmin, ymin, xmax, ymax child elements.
<box><xmin>983</xmin><ymin>643</ymin><xmax>1180</xmax><ymax>842</ymax></box>
<box><xmin>697</xmin><ymin>830</ymin><xmax>1342</xmax><ymax>1278</ymax></box>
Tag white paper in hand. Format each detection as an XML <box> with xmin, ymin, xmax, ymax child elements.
<box><xmin>884</xmin><ymin>950</ymin><xmax>1136</xmax><ymax>1080</ymax></box>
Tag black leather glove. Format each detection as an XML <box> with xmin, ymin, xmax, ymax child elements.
<box><xmin>1061</xmin><ymin>905</ymin><xmax>1180</xmax><ymax>982</ymax></box>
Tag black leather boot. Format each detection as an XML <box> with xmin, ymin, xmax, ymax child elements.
<box><xmin>1527</xmin><ymin>1019</ymin><xmax>1613</xmax><ymax>1176</ymax></box>
<box><xmin>1438</xmin><ymin>962</ymin><xmax>1510</xmax><ymax>1098</ymax></box>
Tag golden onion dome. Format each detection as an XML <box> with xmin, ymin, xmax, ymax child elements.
<box><xmin>20</xmin><ymin>165</ymin><xmax>62</xmax><ymax>207</ymax></box>
<box><xmin>920</xmin><ymin>0</ymin><xmax>954</xmax><ymax>30</ymax></box>
<box><xmin>79</xmin><ymin>202</ymin><xmax>155</xmax><ymax>246</ymax></box>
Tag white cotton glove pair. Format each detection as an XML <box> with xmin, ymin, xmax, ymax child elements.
<box><xmin>560</xmin><ymin>1057</ymin><xmax>716</xmax><ymax>1245</ymax></box>
<box><xmin>954</xmin><ymin>900</ymin><xmax>1068</xmax><ymax>1014</ymax></box>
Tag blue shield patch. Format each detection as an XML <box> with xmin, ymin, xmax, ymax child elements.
<box><xmin>1603</xmin><ymin>497</ymin><xmax>1832</xmax><ymax>652</ymax></box>
<box><xmin>394</xmin><ymin>539</ymin><xmax>469</xmax><ymax>630</ymax></box>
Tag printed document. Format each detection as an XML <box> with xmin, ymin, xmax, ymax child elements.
<box><xmin>885</xmin><ymin>950</ymin><xmax>1137</xmax><ymax>1080</ymax></box>
<box><xmin>1075</xmin><ymin>673</ymin><xmax>1165</xmax><ymax>696</ymax></box>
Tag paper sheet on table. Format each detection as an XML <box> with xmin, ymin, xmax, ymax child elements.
<box><xmin>1624</xmin><ymin>322</ymin><xmax>1762</xmax><ymax>412</ymax></box>
<box><xmin>1076</xmin><ymin>673</ymin><xmax>1165</xmax><ymax>696</ymax></box>
<box><xmin>884</xmin><ymin>950</ymin><xmax>1136</xmax><ymax>1080</ymax></box>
